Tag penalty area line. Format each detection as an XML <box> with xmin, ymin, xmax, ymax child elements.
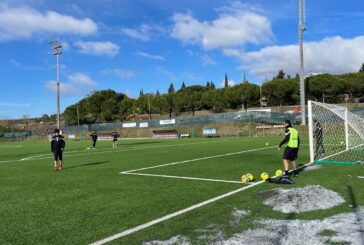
<box><xmin>91</xmin><ymin>161</ymin><xmax>313</xmax><ymax>245</ymax></box>
<box><xmin>121</xmin><ymin>146</ymin><xmax>277</xmax><ymax>174</ymax></box>
<box><xmin>89</xmin><ymin>180</ymin><xmax>263</xmax><ymax>245</ymax></box>
<box><xmin>15</xmin><ymin>140</ymin><xmax>223</xmax><ymax>162</ymax></box>
<box><xmin>121</xmin><ymin>172</ymin><xmax>242</xmax><ymax>184</ymax></box>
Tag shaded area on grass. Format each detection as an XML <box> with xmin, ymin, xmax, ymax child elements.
<box><xmin>347</xmin><ymin>185</ymin><xmax>364</xmax><ymax>245</ymax></box>
<box><xmin>62</xmin><ymin>161</ymin><xmax>111</xmax><ymax>170</ymax></box>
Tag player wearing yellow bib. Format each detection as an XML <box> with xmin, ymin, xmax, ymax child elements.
<box><xmin>278</xmin><ymin>120</ymin><xmax>300</xmax><ymax>177</ymax></box>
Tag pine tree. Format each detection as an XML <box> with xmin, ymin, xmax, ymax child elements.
<box><xmin>181</xmin><ymin>82</ymin><xmax>186</xmax><ymax>89</ymax></box>
<box><xmin>211</xmin><ymin>82</ymin><xmax>216</xmax><ymax>89</ymax></box>
<box><xmin>168</xmin><ymin>83</ymin><xmax>175</xmax><ymax>93</ymax></box>
<box><xmin>243</xmin><ymin>74</ymin><xmax>249</xmax><ymax>84</ymax></box>
<box><xmin>139</xmin><ymin>89</ymin><xmax>144</xmax><ymax>96</ymax></box>
<box><xmin>359</xmin><ymin>63</ymin><xmax>364</xmax><ymax>73</ymax></box>
<box><xmin>224</xmin><ymin>73</ymin><xmax>229</xmax><ymax>88</ymax></box>
<box><xmin>156</xmin><ymin>90</ymin><xmax>160</xmax><ymax>96</ymax></box>
<box><xmin>276</xmin><ymin>70</ymin><xmax>285</xmax><ymax>79</ymax></box>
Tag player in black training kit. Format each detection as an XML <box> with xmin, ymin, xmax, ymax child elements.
<box><xmin>90</xmin><ymin>130</ymin><xmax>98</xmax><ymax>149</ymax></box>
<box><xmin>51</xmin><ymin>129</ymin><xmax>65</xmax><ymax>171</ymax></box>
<box><xmin>111</xmin><ymin>130</ymin><xmax>120</xmax><ymax>148</ymax></box>
<box><xmin>313</xmin><ymin>119</ymin><xmax>325</xmax><ymax>159</ymax></box>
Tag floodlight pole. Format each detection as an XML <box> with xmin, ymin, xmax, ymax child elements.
<box><xmin>56</xmin><ymin>53</ymin><xmax>60</xmax><ymax>129</ymax></box>
<box><xmin>50</xmin><ymin>40</ymin><xmax>63</xmax><ymax>130</ymax></box>
<box><xmin>77</xmin><ymin>105</ymin><xmax>80</xmax><ymax>127</ymax></box>
<box><xmin>148</xmin><ymin>94</ymin><xmax>151</xmax><ymax>119</ymax></box>
<box><xmin>77</xmin><ymin>104</ymin><xmax>82</xmax><ymax>141</ymax></box>
<box><xmin>259</xmin><ymin>83</ymin><xmax>262</xmax><ymax>108</ymax></box>
<box><xmin>299</xmin><ymin>0</ymin><xmax>307</xmax><ymax>125</ymax></box>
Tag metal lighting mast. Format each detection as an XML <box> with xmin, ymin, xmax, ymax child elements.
<box><xmin>50</xmin><ymin>40</ymin><xmax>63</xmax><ymax>129</ymax></box>
<box><xmin>299</xmin><ymin>0</ymin><xmax>307</xmax><ymax>125</ymax></box>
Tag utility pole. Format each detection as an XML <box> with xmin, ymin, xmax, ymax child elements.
<box><xmin>260</xmin><ymin>84</ymin><xmax>262</xmax><ymax>109</ymax></box>
<box><xmin>148</xmin><ymin>94</ymin><xmax>151</xmax><ymax>119</ymax></box>
<box><xmin>299</xmin><ymin>0</ymin><xmax>307</xmax><ymax>125</ymax></box>
<box><xmin>50</xmin><ymin>40</ymin><xmax>63</xmax><ymax>129</ymax></box>
<box><xmin>76</xmin><ymin>105</ymin><xmax>81</xmax><ymax>141</ymax></box>
<box><xmin>76</xmin><ymin>105</ymin><xmax>80</xmax><ymax>127</ymax></box>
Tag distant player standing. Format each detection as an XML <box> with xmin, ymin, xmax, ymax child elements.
<box><xmin>111</xmin><ymin>130</ymin><xmax>120</xmax><ymax>148</ymax></box>
<box><xmin>278</xmin><ymin>120</ymin><xmax>300</xmax><ymax>177</ymax></box>
<box><xmin>313</xmin><ymin>119</ymin><xmax>325</xmax><ymax>159</ymax></box>
<box><xmin>90</xmin><ymin>130</ymin><xmax>98</xmax><ymax>150</ymax></box>
<box><xmin>51</xmin><ymin>129</ymin><xmax>65</xmax><ymax>171</ymax></box>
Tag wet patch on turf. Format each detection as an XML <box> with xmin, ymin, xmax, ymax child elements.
<box><xmin>144</xmin><ymin>206</ymin><xmax>364</xmax><ymax>245</ymax></box>
<box><xmin>223</xmin><ymin>207</ymin><xmax>364</xmax><ymax>245</ymax></box>
<box><xmin>304</xmin><ymin>164</ymin><xmax>322</xmax><ymax>171</ymax></box>
<box><xmin>144</xmin><ymin>185</ymin><xmax>364</xmax><ymax>245</ymax></box>
<box><xmin>229</xmin><ymin>208</ymin><xmax>251</xmax><ymax>226</ymax></box>
<box><xmin>263</xmin><ymin>185</ymin><xmax>345</xmax><ymax>213</ymax></box>
<box><xmin>142</xmin><ymin>235</ymin><xmax>189</xmax><ymax>245</ymax></box>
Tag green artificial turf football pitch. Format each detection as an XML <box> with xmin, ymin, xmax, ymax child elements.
<box><xmin>0</xmin><ymin>136</ymin><xmax>363</xmax><ymax>244</ymax></box>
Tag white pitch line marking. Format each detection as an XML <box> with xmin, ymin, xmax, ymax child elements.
<box><xmin>358</xmin><ymin>176</ymin><xmax>364</xmax><ymax>179</ymax></box>
<box><xmin>89</xmin><ymin>180</ymin><xmax>263</xmax><ymax>245</ymax></box>
<box><xmin>22</xmin><ymin>141</ymin><xmax>213</xmax><ymax>161</ymax></box>
<box><xmin>1</xmin><ymin>140</ymin><xmax>226</xmax><ymax>163</ymax></box>
<box><xmin>91</xmin><ymin>161</ymin><xmax>314</xmax><ymax>245</ymax></box>
<box><xmin>122</xmin><ymin>172</ymin><xmax>242</xmax><ymax>184</ymax></box>
<box><xmin>121</xmin><ymin>146</ymin><xmax>277</xmax><ymax>174</ymax></box>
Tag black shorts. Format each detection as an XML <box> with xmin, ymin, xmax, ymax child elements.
<box><xmin>53</xmin><ymin>151</ymin><xmax>63</xmax><ymax>161</ymax></box>
<box><xmin>113</xmin><ymin>138</ymin><xmax>118</xmax><ymax>142</ymax></box>
<box><xmin>283</xmin><ymin>147</ymin><xmax>298</xmax><ymax>160</ymax></box>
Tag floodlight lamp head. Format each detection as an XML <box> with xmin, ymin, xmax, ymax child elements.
<box><xmin>50</xmin><ymin>40</ymin><xmax>63</xmax><ymax>55</ymax></box>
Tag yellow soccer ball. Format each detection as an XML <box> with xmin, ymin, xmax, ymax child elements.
<box><xmin>265</xmin><ymin>142</ymin><xmax>269</xmax><ymax>146</ymax></box>
<box><xmin>261</xmin><ymin>172</ymin><xmax>269</xmax><ymax>180</ymax></box>
<box><xmin>247</xmin><ymin>173</ymin><xmax>254</xmax><ymax>181</ymax></box>
<box><xmin>241</xmin><ymin>175</ymin><xmax>249</xmax><ymax>184</ymax></box>
<box><xmin>275</xmin><ymin>169</ymin><xmax>283</xmax><ymax>177</ymax></box>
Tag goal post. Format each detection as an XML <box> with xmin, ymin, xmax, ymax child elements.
<box><xmin>308</xmin><ymin>100</ymin><xmax>364</xmax><ymax>165</ymax></box>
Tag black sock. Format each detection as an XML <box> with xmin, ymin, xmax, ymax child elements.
<box><xmin>285</xmin><ymin>170</ymin><xmax>289</xmax><ymax>175</ymax></box>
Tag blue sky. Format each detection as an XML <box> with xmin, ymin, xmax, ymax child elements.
<box><xmin>0</xmin><ymin>0</ymin><xmax>363</xmax><ymax>119</ymax></box>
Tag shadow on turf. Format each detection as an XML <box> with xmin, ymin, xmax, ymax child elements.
<box><xmin>1</xmin><ymin>151</ymin><xmax>50</xmax><ymax>159</ymax></box>
<box><xmin>347</xmin><ymin>185</ymin><xmax>364</xmax><ymax>244</ymax></box>
<box><xmin>274</xmin><ymin>212</ymin><xmax>296</xmax><ymax>244</ymax></box>
<box><xmin>295</xmin><ymin>163</ymin><xmax>311</xmax><ymax>175</ymax></box>
<box><xmin>122</xmin><ymin>141</ymin><xmax>161</xmax><ymax>147</ymax></box>
<box><xmin>62</xmin><ymin>161</ymin><xmax>111</xmax><ymax>170</ymax></box>
<box><xmin>255</xmin><ymin>190</ymin><xmax>296</xmax><ymax>244</ymax></box>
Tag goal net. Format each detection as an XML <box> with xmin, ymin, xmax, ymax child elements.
<box><xmin>308</xmin><ymin>101</ymin><xmax>364</xmax><ymax>164</ymax></box>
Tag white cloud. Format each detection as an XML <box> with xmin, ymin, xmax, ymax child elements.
<box><xmin>123</xmin><ymin>90</ymin><xmax>134</xmax><ymax>98</ymax></box>
<box><xmin>74</xmin><ymin>41</ymin><xmax>120</xmax><ymax>57</ymax></box>
<box><xmin>171</xmin><ymin>2</ymin><xmax>273</xmax><ymax>50</ymax></box>
<box><xmin>9</xmin><ymin>58</ymin><xmax>44</xmax><ymax>70</ymax></box>
<box><xmin>9</xmin><ymin>59</ymin><xmax>20</xmax><ymax>67</ymax></box>
<box><xmin>120</xmin><ymin>24</ymin><xmax>163</xmax><ymax>41</ymax></box>
<box><xmin>0</xmin><ymin>4</ymin><xmax>97</xmax><ymax>41</ymax></box>
<box><xmin>0</xmin><ymin>102</ymin><xmax>31</xmax><ymax>108</ymax></box>
<box><xmin>45</xmin><ymin>73</ymin><xmax>98</xmax><ymax>95</ymax></box>
<box><xmin>135</xmin><ymin>51</ymin><xmax>165</xmax><ymax>60</ymax></box>
<box><xmin>226</xmin><ymin>35</ymin><xmax>364</xmax><ymax>79</ymax></box>
<box><xmin>101</xmin><ymin>68</ymin><xmax>134</xmax><ymax>80</ymax></box>
<box><xmin>201</xmin><ymin>55</ymin><xmax>217</xmax><ymax>66</ymax></box>
<box><xmin>155</xmin><ymin>67</ymin><xmax>177</xmax><ymax>81</ymax></box>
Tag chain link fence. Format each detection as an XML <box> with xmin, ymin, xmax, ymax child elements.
<box><xmin>62</xmin><ymin>111</ymin><xmax>305</xmax><ymax>134</ymax></box>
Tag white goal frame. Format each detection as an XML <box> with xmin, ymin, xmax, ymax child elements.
<box><xmin>308</xmin><ymin>100</ymin><xmax>364</xmax><ymax>164</ymax></box>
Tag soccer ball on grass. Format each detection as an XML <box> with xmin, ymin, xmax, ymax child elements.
<box><xmin>261</xmin><ymin>172</ymin><xmax>269</xmax><ymax>180</ymax></box>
